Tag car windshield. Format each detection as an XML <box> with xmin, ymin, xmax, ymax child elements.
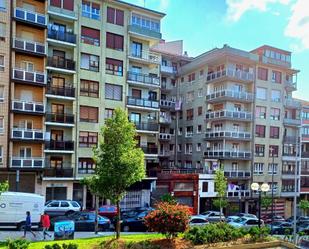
<box><xmin>234</xmin><ymin>218</ymin><xmax>247</xmax><ymax>224</ymax></box>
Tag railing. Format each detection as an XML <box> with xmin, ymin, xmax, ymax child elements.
<box><xmin>81</xmin><ymin>35</ymin><xmax>100</xmax><ymax>46</ymax></box>
<box><xmin>206</xmin><ymin>110</ymin><xmax>252</xmax><ymax>121</ymax></box>
<box><xmin>283</xmin><ymin>118</ymin><xmax>301</xmax><ymax>126</ymax></box>
<box><xmin>227</xmin><ymin>190</ymin><xmax>250</xmax><ymax>198</ymax></box>
<box><xmin>283</xmin><ymin>136</ymin><xmax>298</xmax><ymax>144</ymax></box>
<box><xmin>127</xmin><ymin>71</ymin><xmax>160</xmax><ymax>86</ymax></box>
<box><xmin>132</xmin><ymin>121</ymin><xmax>158</xmax><ymax>132</ymax></box>
<box><xmin>48</xmin><ymin>28</ymin><xmax>76</xmax><ymax>44</ymax></box>
<box><xmin>45</xmin><ymin>113</ymin><xmax>74</xmax><ymax>124</ymax></box>
<box><xmin>158</xmin><ymin>151</ymin><xmax>171</xmax><ymax>157</ymax></box>
<box><xmin>13</xmin><ymin>38</ymin><xmax>46</xmax><ymax>55</ymax></box>
<box><xmin>78</xmin><ymin>168</ymin><xmax>95</xmax><ymax>174</ymax></box>
<box><xmin>302</xmin><ymin>152</ymin><xmax>309</xmax><ymax>158</ymax></box>
<box><xmin>128</xmin><ymin>24</ymin><xmax>162</xmax><ymax>39</ymax></box>
<box><xmin>161</xmin><ymin>65</ymin><xmax>177</xmax><ymax>74</ymax></box>
<box><xmin>14</xmin><ymin>7</ymin><xmax>46</xmax><ymax>26</ymax></box>
<box><xmin>262</xmin><ymin>55</ymin><xmax>291</xmax><ymax>68</ymax></box>
<box><xmin>160</xmin><ymin>99</ymin><xmax>175</xmax><ymax>109</ymax></box>
<box><xmin>46</xmin><ymin>85</ymin><xmax>75</xmax><ymax>98</ymax></box>
<box><xmin>205</xmin><ymin>130</ymin><xmax>251</xmax><ymax>140</ymax></box>
<box><xmin>204</xmin><ymin>150</ymin><xmax>252</xmax><ymax>159</ymax></box>
<box><xmin>160</xmin><ymin>168</ymin><xmax>213</xmax><ymax>174</ymax></box>
<box><xmin>12</xmin><ymin>100</ymin><xmax>45</xmax><ymax>113</ymax></box>
<box><xmin>11</xmin><ymin>128</ymin><xmax>44</xmax><ymax>140</ymax></box>
<box><xmin>47</xmin><ymin>56</ymin><xmax>76</xmax><ymax>71</ymax></box>
<box><xmin>141</xmin><ymin>147</ymin><xmax>158</xmax><ymax>154</ymax></box>
<box><xmin>159</xmin><ymin>116</ymin><xmax>172</xmax><ymax>124</ymax></box>
<box><xmin>284</xmin><ymin>79</ymin><xmax>297</xmax><ymax>89</ymax></box>
<box><xmin>44</xmin><ymin>167</ymin><xmax>73</xmax><ymax>177</ymax></box>
<box><xmin>12</xmin><ymin>68</ymin><xmax>46</xmax><ymax>85</ymax></box>
<box><xmin>206</xmin><ymin>90</ymin><xmax>254</xmax><ymax>102</ymax></box>
<box><xmin>159</xmin><ymin>133</ymin><xmax>172</xmax><ymax>140</ymax></box>
<box><xmin>129</xmin><ymin>49</ymin><xmax>160</xmax><ymax>64</ymax></box>
<box><xmin>206</xmin><ymin>68</ymin><xmax>254</xmax><ymax>82</ymax></box>
<box><xmin>45</xmin><ymin>140</ymin><xmax>74</xmax><ymax>151</ymax></box>
<box><xmin>284</xmin><ymin>98</ymin><xmax>302</xmax><ymax>109</ymax></box>
<box><xmin>127</xmin><ymin>96</ymin><xmax>159</xmax><ymax>109</ymax></box>
<box><xmin>282</xmin><ymin>170</ymin><xmax>296</xmax><ymax>175</ymax></box>
<box><xmin>224</xmin><ymin>171</ymin><xmax>251</xmax><ymax>178</ymax></box>
<box><xmin>48</xmin><ymin>4</ymin><xmax>76</xmax><ymax>19</ymax></box>
<box><xmin>11</xmin><ymin>157</ymin><xmax>44</xmax><ymax>168</ymax></box>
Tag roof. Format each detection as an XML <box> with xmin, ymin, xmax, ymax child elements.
<box><xmin>115</xmin><ymin>0</ymin><xmax>166</xmax><ymax>17</ymax></box>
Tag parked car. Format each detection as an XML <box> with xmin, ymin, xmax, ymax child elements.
<box><xmin>50</xmin><ymin>212</ymin><xmax>110</xmax><ymax>231</ymax></box>
<box><xmin>98</xmin><ymin>205</ymin><xmax>118</xmax><ymax>219</ymax></box>
<box><xmin>262</xmin><ymin>214</ymin><xmax>285</xmax><ymax>224</ymax></box>
<box><xmin>121</xmin><ymin>207</ymin><xmax>154</xmax><ymax>220</ymax></box>
<box><xmin>226</xmin><ymin>213</ymin><xmax>257</xmax><ymax>223</ymax></box>
<box><xmin>297</xmin><ymin>222</ymin><xmax>309</xmax><ymax>233</ymax></box>
<box><xmin>267</xmin><ymin>221</ymin><xmax>293</xmax><ymax>235</ymax></box>
<box><xmin>297</xmin><ymin>216</ymin><xmax>309</xmax><ymax>225</ymax></box>
<box><xmin>200</xmin><ymin>211</ymin><xmax>225</xmax><ymax>222</ymax></box>
<box><xmin>189</xmin><ymin>216</ymin><xmax>209</xmax><ymax>227</ymax></box>
<box><xmin>120</xmin><ymin>210</ymin><xmax>151</xmax><ymax>232</ymax></box>
<box><xmin>45</xmin><ymin>200</ymin><xmax>81</xmax><ymax>217</ymax></box>
<box><xmin>286</xmin><ymin>216</ymin><xmax>298</xmax><ymax>223</ymax></box>
<box><xmin>229</xmin><ymin>217</ymin><xmax>264</xmax><ymax>229</ymax></box>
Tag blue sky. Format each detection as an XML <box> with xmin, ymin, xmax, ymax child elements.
<box><xmin>124</xmin><ymin>0</ymin><xmax>309</xmax><ymax>100</ymax></box>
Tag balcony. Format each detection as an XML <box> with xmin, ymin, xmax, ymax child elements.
<box><xmin>284</xmin><ymin>98</ymin><xmax>301</xmax><ymax>109</ymax></box>
<box><xmin>12</xmin><ymin>68</ymin><xmax>46</xmax><ymax>86</ymax></box>
<box><xmin>11</xmin><ymin>100</ymin><xmax>45</xmax><ymax>115</ymax></box>
<box><xmin>127</xmin><ymin>97</ymin><xmax>159</xmax><ymax>110</ymax></box>
<box><xmin>14</xmin><ymin>7</ymin><xmax>47</xmax><ymax>28</ymax></box>
<box><xmin>161</xmin><ymin>65</ymin><xmax>177</xmax><ymax>75</ymax></box>
<box><xmin>128</xmin><ymin>24</ymin><xmax>162</xmax><ymax>40</ymax></box>
<box><xmin>224</xmin><ymin>171</ymin><xmax>251</xmax><ymax>179</ymax></box>
<box><xmin>10</xmin><ymin>157</ymin><xmax>44</xmax><ymax>168</ymax></box>
<box><xmin>206</xmin><ymin>68</ymin><xmax>254</xmax><ymax>83</ymax></box>
<box><xmin>205</xmin><ymin>130</ymin><xmax>251</xmax><ymax>141</ymax></box>
<box><xmin>158</xmin><ymin>150</ymin><xmax>171</xmax><ymax>157</ymax></box>
<box><xmin>132</xmin><ymin>121</ymin><xmax>158</xmax><ymax>132</ymax></box>
<box><xmin>47</xmin><ymin>28</ymin><xmax>76</xmax><ymax>45</ymax></box>
<box><xmin>284</xmin><ymin>79</ymin><xmax>297</xmax><ymax>91</ymax></box>
<box><xmin>45</xmin><ymin>140</ymin><xmax>74</xmax><ymax>153</ymax></box>
<box><xmin>141</xmin><ymin>146</ymin><xmax>158</xmax><ymax>155</ymax></box>
<box><xmin>159</xmin><ymin>115</ymin><xmax>172</xmax><ymax>124</ymax></box>
<box><xmin>281</xmin><ymin>187</ymin><xmax>296</xmax><ymax>196</ymax></box>
<box><xmin>160</xmin><ymin>168</ymin><xmax>210</xmax><ymax>174</ymax></box>
<box><xmin>283</xmin><ymin>118</ymin><xmax>301</xmax><ymax>126</ymax></box>
<box><xmin>46</xmin><ymin>85</ymin><xmax>75</xmax><ymax>100</ymax></box>
<box><xmin>262</xmin><ymin>56</ymin><xmax>291</xmax><ymax>68</ymax></box>
<box><xmin>227</xmin><ymin>190</ymin><xmax>250</xmax><ymax>198</ymax></box>
<box><xmin>206</xmin><ymin>90</ymin><xmax>254</xmax><ymax>103</ymax></box>
<box><xmin>45</xmin><ymin>113</ymin><xmax>75</xmax><ymax>127</ymax></box>
<box><xmin>161</xmin><ymin>83</ymin><xmax>173</xmax><ymax>93</ymax></box>
<box><xmin>282</xmin><ymin>170</ymin><xmax>297</xmax><ymax>179</ymax></box>
<box><xmin>11</xmin><ymin>128</ymin><xmax>44</xmax><ymax>141</ymax></box>
<box><xmin>204</xmin><ymin>150</ymin><xmax>251</xmax><ymax>160</ymax></box>
<box><xmin>302</xmin><ymin>152</ymin><xmax>309</xmax><ymax>158</ymax></box>
<box><xmin>47</xmin><ymin>56</ymin><xmax>76</xmax><ymax>73</ymax></box>
<box><xmin>48</xmin><ymin>3</ymin><xmax>77</xmax><ymax>20</ymax></box>
<box><xmin>159</xmin><ymin>133</ymin><xmax>172</xmax><ymax>141</ymax></box>
<box><xmin>128</xmin><ymin>49</ymin><xmax>160</xmax><ymax>64</ymax></box>
<box><xmin>44</xmin><ymin>167</ymin><xmax>74</xmax><ymax>178</ymax></box>
<box><xmin>13</xmin><ymin>38</ymin><xmax>46</xmax><ymax>56</ymax></box>
<box><xmin>160</xmin><ymin>99</ymin><xmax>175</xmax><ymax>109</ymax></box>
<box><xmin>127</xmin><ymin>71</ymin><xmax>160</xmax><ymax>88</ymax></box>
<box><xmin>206</xmin><ymin>110</ymin><xmax>252</xmax><ymax>122</ymax></box>
<box><xmin>283</xmin><ymin>136</ymin><xmax>298</xmax><ymax>144</ymax></box>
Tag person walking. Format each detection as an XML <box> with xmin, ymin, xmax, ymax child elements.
<box><xmin>40</xmin><ymin>212</ymin><xmax>51</xmax><ymax>240</ymax></box>
<box><xmin>22</xmin><ymin>211</ymin><xmax>36</xmax><ymax>238</ymax></box>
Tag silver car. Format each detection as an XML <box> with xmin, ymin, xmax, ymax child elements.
<box><xmin>189</xmin><ymin>215</ymin><xmax>209</xmax><ymax>227</ymax></box>
<box><xmin>200</xmin><ymin>211</ymin><xmax>225</xmax><ymax>222</ymax></box>
<box><xmin>229</xmin><ymin>217</ymin><xmax>264</xmax><ymax>229</ymax></box>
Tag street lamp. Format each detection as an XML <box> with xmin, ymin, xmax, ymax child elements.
<box><xmin>269</xmin><ymin>147</ymin><xmax>275</xmax><ymax>235</ymax></box>
<box><xmin>251</xmin><ymin>182</ymin><xmax>270</xmax><ymax>229</ymax></box>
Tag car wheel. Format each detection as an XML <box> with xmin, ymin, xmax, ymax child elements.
<box><xmin>17</xmin><ymin>222</ymin><xmax>25</xmax><ymax>231</ymax></box>
<box><xmin>123</xmin><ymin>225</ymin><xmax>130</xmax><ymax>232</ymax></box>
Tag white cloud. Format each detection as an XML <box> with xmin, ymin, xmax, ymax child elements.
<box><xmin>225</xmin><ymin>0</ymin><xmax>290</xmax><ymax>22</ymax></box>
<box><xmin>158</xmin><ymin>0</ymin><xmax>169</xmax><ymax>12</ymax></box>
<box><xmin>284</xmin><ymin>0</ymin><xmax>309</xmax><ymax>51</ymax></box>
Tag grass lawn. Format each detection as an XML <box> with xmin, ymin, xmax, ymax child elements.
<box><xmin>0</xmin><ymin>234</ymin><xmax>164</xmax><ymax>249</ymax></box>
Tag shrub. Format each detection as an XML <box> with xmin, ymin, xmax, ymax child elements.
<box><xmin>44</xmin><ymin>243</ymin><xmax>78</xmax><ymax>249</ymax></box>
<box><xmin>248</xmin><ymin>226</ymin><xmax>270</xmax><ymax>242</ymax></box>
<box><xmin>144</xmin><ymin>202</ymin><xmax>191</xmax><ymax>239</ymax></box>
<box><xmin>6</xmin><ymin>239</ymin><xmax>30</xmax><ymax>249</ymax></box>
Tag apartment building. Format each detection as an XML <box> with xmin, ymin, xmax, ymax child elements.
<box><xmin>301</xmin><ymin>102</ymin><xmax>309</xmax><ymax>198</ymax></box>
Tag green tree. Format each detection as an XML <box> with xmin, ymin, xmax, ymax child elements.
<box><xmin>0</xmin><ymin>181</ymin><xmax>8</xmax><ymax>195</ymax></box>
<box><xmin>160</xmin><ymin>193</ymin><xmax>177</xmax><ymax>205</ymax></box>
<box><xmin>299</xmin><ymin>200</ymin><xmax>309</xmax><ymax>216</ymax></box>
<box><xmin>261</xmin><ymin>194</ymin><xmax>272</xmax><ymax>212</ymax></box>
<box><xmin>83</xmin><ymin>108</ymin><xmax>145</xmax><ymax>239</ymax></box>
<box><xmin>214</xmin><ymin>169</ymin><xmax>227</xmax><ymax>220</ymax></box>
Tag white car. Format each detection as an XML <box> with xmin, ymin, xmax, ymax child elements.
<box><xmin>227</xmin><ymin>213</ymin><xmax>257</xmax><ymax>223</ymax></box>
<box><xmin>44</xmin><ymin>200</ymin><xmax>81</xmax><ymax>217</ymax></box>
<box><xmin>229</xmin><ymin>217</ymin><xmax>264</xmax><ymax>229</ymax></box>
<box><xmin>189</xmin><ymin>215</ymin><xmax>209</xmax><ymax>227</ymax></box>
<box><xmin>200</xmin><ymin>211</ymin><xmax>225</xmax><ymax>222</ymax></box>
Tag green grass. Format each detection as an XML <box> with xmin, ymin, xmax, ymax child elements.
<box><xmin>0</xmin><ymin>234</ymin><xmax>164</xmax><ymax>249</ymax></box>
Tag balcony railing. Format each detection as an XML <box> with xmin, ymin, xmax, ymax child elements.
<box><xmin>283</xmin><ymin>118</ymin><xmax>301</xmax><ymax>126</ymax></box>
<box><xmin>224</xmin><ymin>171</ymin><xmax>251</xmax><ymax>178</ymax></box>
<box><xmin>206</xmin><ymin>110</ymin><xmax>252</xmax><ymax>121</ymax></box>
<box><xmin>127</xmin><ymin>71</ymin><xmax>160</xmax><ymax>86</ymax></box>
<box><xmin>159</xmin><ymin>116</ymin><xmax>172</xmax><ymax>124</ymax></box>
<box><xmin>48</xmin><ymin>28</ymin><xmax>76</xmax><ymax>44</ymax></box>
<box><xmin>129</xmin><ymin>49</ymin><xmax>160</xmax><ymax>64</ymax></box>
<box><xmin>127</xmin><ymin>96</ymin><xmax>159</xmax><ymax>109</ymax></box>
<box><xmin>45</xmin><ymin>113</ymin><xmax>74</xmax><ymax>124</ymax></box>
<box><xmin>206</xmin><ymin>90</ymin><xmax>254</xmax><ymax>102</ymax></box>
<box><xmin>159</xmin><ymin>133</ymin><xmax>172</xmax><ymax>140</ymax></box>
<box><xmin>46</xmin><ymin>85</ymin><xmax>75</xmax><ymax>98</ymax></box>
<box><xmin>48</xmin><ymin>3</ymin><xmax>76</xmax><ymax>19</ymax></box>
<box><xmin>204</xmin><ymin>150</ymin><xmax>252</xmax><ymax>159</ymax></box>
<box><xmin>161</xmin><ymin>65</ymin><xmax>177</xmax><ymax>74</ymax></box>
<box><xmin>205</xmin><ymin>130</ymin><xmax>251</xmax><ymax>140</ymax></box>
<box><xmin>12</xmin><ymin>68</ymin><xmax>46</xmax><ymax>85</ymax></box>
<box><xmin>11</xmin><ymin>128</ymin><xmax>44</xmax><ymax>140</ymax></box>
<box><xmin>14</xmin><ymin>7</ymin><xmax>47</xmax><ymax>27</ymax></box>
<box><xmin>302</xmin><ymin>152</ymin><xmax>309</xmax><ymax>158</ymax></box>
<box><xmin>45</xmin><ymin>140</ymin><xmax>74</xmax><ymax>151</ymax></box>
<box><xmin>158</xmin><ymin>151</ymin><xmax>171</xmax><ymax>157</ymax></box>
<box><xmin>13</xmin><ymin>38</ymin><xmax>46</xmax><ymax>55</ymax></box>
<box><xmin>284</xmin><ymin>79</ymin><xmax>297</xmax><ymax>90</ymax></box>
<box><xmin>12</xmin><ymin>100</ymin><xmax>45</xmax><ymax>114</ymax></box>
<box><xmin>47</xmin><ymin>56</ymin><xmax>76</xmax><ymax>71</ymax></box>
<box><xmin>128</xmin><ymin>24</ymin><xmax>162</xmax><ymax>39</ymax></box>
<box><xmin>160</xmin><ymin>99</ymin><xmax>175</xmax><ymax>109</ymax></box>
<box><xmin>227</xmin><ymin>190</ymin><xmax>250</xmax><ymax>198</ymax></box>
<box><xmin>141</xmin><ymin>147</ymin><xmax>158</xmax><ymax>154</ymax></box>
<box><xmin>11</xmin><ymin>157</ymin><xmax>44</xmax><ymax>168</ymax></box>
<box><xmin>284</xmin><ymin>99</ymin><xmax>302</xmax><ymax>109</ymax></box>
<box><xmin>283</xmin><ymin>136</ymin><xmax>298</xmax><ymax>144</ymax></box>
<box><xmin>160</xmin><ymin>168</ymin><xmax>211</xmax><ymax>174</ymax></box>
<box><xmin>206</xmin><ymin>68</ymin><xmax>254</xmax><ymax>83</ymax></box>
<box><xmin>44</xmin><ymin>167</ymin><xmax>73</xmax><ymax>177</ymax></box>
<box><xmin>132</xmin><ymin>121</ymin><xmax>158</xmax><ymax>132</ymax></box>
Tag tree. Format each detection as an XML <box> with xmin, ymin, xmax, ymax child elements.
<box><xmin>160</xmin><ymin>193</ymin><xmax>177</xmax><ymax>205</ymax></box>
<box><xmin>0</xmin><ymin>181</ymin><xmax>8</xmax><ymax>195</ymax></box>
<box><xmin>299</xmin><ymin>200</ymin><xmax>309</xmax><ymax>216</ymax></box>
<box><xmin>214</xmin><ymin>169</ymin><xmax>227</xmax><ymax>220</ymax></box>
<box><xmin>83</xmin><ymin>108</ymin><xmax>145</xmax><ymax>239</ymax></box>
<box><xmin>261</xmin><ymin>194</ymin><xmax>272</xmax><ymax>212</ymax></box>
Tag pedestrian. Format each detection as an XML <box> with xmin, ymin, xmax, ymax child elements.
<box><xmin>40</xmin><ymin>211</ymin><xmax>51</xmax><ymax>240</ymax></box>
<box><xmin>22</xmin><ymin>211</ymin><xmax>36</xmax><ymax>238</ymax></box>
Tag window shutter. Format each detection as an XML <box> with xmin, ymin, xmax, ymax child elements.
<box><xmin>116</xmin><ymin>9</ymin><xmax>124</xmax><ymax>26</ymax></box>
<box><xmin>81</xmin><ymin>53</ymin><xmax>89</xmax><ymax>69</ymax></box>
<box><xmin>82</xmin><ymin>27</ymin><xmax>100</xmax><ymax>40</ymax></box>
<box><xmin>63</xmin><ymin>0</ymin><xmax>74</xmax><ymax>10</ymax></box>
<box><xmin>89</xmin><ymin>107</ymin><xmax>98</xmax><ymax>122</ymax></box>
<box><xmin>114</xmin><ymin>85</ymin><xmax>122</xmax><ymax>100</ymax></box>
<box><xmin>107</xmin><ymin>7</ymin><xmax>115</xmax><ymax>24</ymax></box>
<box><xmin>114</xmin><ymin>34</ymin><xmax>123</xmax><ymax>50</ymax></box>
<box><xmin>50</xmin><ymin>0</ymin><xmax>61</xmax><ymax>7</ymax></box>
<box><xmin>80</xmin><ymin>106</ymin><xmax>89</xmax><ymax>120</ymax></box>
<box><xmin>106</xmin><ymin>32</ymin><xmax>114</xmax><ymax>49</ymax></box>
<box><xmin>105</xmin><ymin>84</ymin><xmax>113</xmax><ymax>99</ymax></box>
<box><xmin>92</xmin><ymin>3</ymin><xmax>100</xmax><ymax>10</ymax></box>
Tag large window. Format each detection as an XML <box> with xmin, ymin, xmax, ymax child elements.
<box><xmin>255</xmin><ymin>144</ymin><xmax>265</xmax><ymax>157</ymax></box>
<box><xmin>255</xmin><ymin>106</ymin><xmax>266</xmax><ymax>119</ymax></box>
<box><xmin>255</xmin><ymin>125</ymin><xmax>266</xmax><ymax>137</ymax></box>
<box><xmin>186</xmin><ymin>109</ymin><xmax>193</xmax><ymax>120</ymax></box>
<box><xmin>131</xmin><ymin>13</ymin><xmax>160</xmax><ymax>33</ymax></box>
<box><xmin>270</xmin><ymin>108</ymin><xmax>280</xmax><ymax>120</ymax></box>
<box><xmin>82</xmin><ymin>1</ymin><xmax>100</xmax><ymax>20</ymax></box>
<box><xmin>185</xmin><ymin>143</ymin><xmax>192</xmax><ymax>154</ymax></box>
<box><xmin>106</xmin><ymin>32</ymin><xmax>124</xmax><ymax>51</ymax></box>
<box><xmin>81</xmin><ymin>26</ymin><xmax>100</xmax><ymax>46</ymax></box>
<box><xmin>78</xmin><ymin>158</ymin><xmax>95</xmax><ymax>174</ymax></box>
<box><xmin>80</xmin><ymin>106</ymin><xmax>98</xmax><ymax>123</ymax></box>
<box><xmin>272</xmin><ymin>70</ymin><xmax>282</xmax><ymax>83</ymax></box>
<box><xmin>105</xmin><ymin>83</ymin><xmax>122</xmax><ymax>101</ymax></box>
<box><xmin>269</xmin><ymin>145</ymin><xmax>279</xmax><ymax>157</ymax></box>
<box><xmin>79</xmin><ymin>131</ymin><xmax>98</xmax><ymax>147</ymax></box>
<box><xmin>107</xmin><ymin>7</ymin><xmax>124</xmax><ymax>26</ymax></box>
<box><xmin>258</xmin><ymin>67</ymin><xmax>268</xmax><ymax>81</ymax></box>
<box><xmin>81</xmin><ymin>53</ymin><xmax>99</xmax><ymax>72</ymax></box>
<box><xmin>256</xmin><ymin>87</ymin><xmax>267</xmax><ymax>100</ymax></box>
<box><xmin>105</xmin><ymin>58</ymin><xmax>123</xmax><ymax>76</ymax></box>
<box><xmin>271</xmin><ymin>90</ymin><xmax>281</xmax><ymax>102</ymax></box>
<box><xmin>80</xmin><ymin>79</ymin><xmax>99</xmax><ymax>98</ymax></box>
<box><xmin>268</xmin><ymin>163</ymin><xmax>278</xmax><ymax>174</ymax></box>
<box><xmin>105</xmin><ymin>108</ymin><xmax>114</xmax><ymax>119</ymax></box>
<box><xmin>50</xmin><ymin>0</ymin><xmax>74</xmax><ymax>11</ymax></box>
<box><xmin>270</xmin><ymin>126</ymin><xmax>280</xmax><ymax>139</ymax></box>
<box><xmin>254</xmin><ymin>163</ymin><xmax>264</xmax><ymax>175</ymax></box>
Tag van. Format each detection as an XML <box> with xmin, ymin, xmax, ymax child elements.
<box><xmin>0</xmin><ymin>192</ymin><xmax>45</xmax><ymax>230</ymax></box>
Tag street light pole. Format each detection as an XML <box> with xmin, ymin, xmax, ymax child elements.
<box><xmin>258</xmin><ymin>189</ymin><xmax>261</xmax><ymax>229</ymax></box>
<box><xmin>271</xmin><ymin>149</ymin><xmax>275</xmax><ymax>235</ymax></box>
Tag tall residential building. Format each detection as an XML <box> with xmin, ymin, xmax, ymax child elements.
<box><xmin>301</xmin><ymin>102</ymin><xmax>309</xmax><ymax>198</ymax></box>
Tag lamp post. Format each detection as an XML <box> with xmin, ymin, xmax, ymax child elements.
<box><xmin>270</xmin><ymin>147</ymin><xmax>275</xmax><ymax>235</ymax></box>
<box><xmin>251</xmin><ymin>182</ymin><xmax>270</xmax><ymax>229</ymax></box>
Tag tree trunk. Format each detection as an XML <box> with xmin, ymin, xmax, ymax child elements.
<box><xmin>95</xmin><ymin>195</ymin><xmax>99</xmax><ymax>234</ymax></box>
<box><xmin>116</xmin><ymin>200</ymin><xmax>120</xmax><ymax>239</ymax></box>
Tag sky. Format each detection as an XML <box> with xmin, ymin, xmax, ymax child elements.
<box><xmin>124</xmin><ymin>0</ymin><xmax>309</xmax><ymax>100</ymax></box>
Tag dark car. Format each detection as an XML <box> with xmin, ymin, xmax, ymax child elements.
<box><xmin>50</xmin><ymin>212</ymin><xmax>110</xmax><ymax>231</ymax></box>
<box><xmin>121</xmin><ymin>207</ymin><xmax>154</xmax><ymax>220</ymax></box>
<box><xmin>98</xmin><ymin>205</ymin><xmax>118</xmax><ymax>220</ymax></box>
<box><xmin>121</xmin><ymin>211</ymin><xmax>151</xmax><ymax>232</ymax></box>
<box><xmin>268</xmin><ymin>221</ymin><xmax>293</xmax><ymax>235</ymax></box>
<box><xmin>262</xmin><ymin>214</ymin><xmax>285</xmax><ymax>224</ymax></box>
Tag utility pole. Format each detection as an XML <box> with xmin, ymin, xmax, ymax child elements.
<box><xmin>270</xmin><ymin>148</ymin><xmax>275</xmax><ymax>235</ymax></box>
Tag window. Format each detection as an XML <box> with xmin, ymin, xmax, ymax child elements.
<box><xmin>106</xmin><ymin>32</ymin><xmax>124</xmax><ymax>51</ymax></box>
<box><xmin>60</xmin><ymin>202</ymin><xmax>70</xmax><ymax>207</ymax></box>
<box><xmin>272</xmin><ymin>70</ymin><xmax>282</xmax><ymax>83</ymax></box>
<box><xmin>186</xmin><ymin>91</ymin><xmax>194</xmax><ymax>102</ymax></box>
<box><xmin>0</xmin><ymin>22</ymin><xmax>5</xmax><ymax>41</ymax></box>
<box><xmin>0</xmin><ymin>55</ymin><xmax>3</xmax><ymax>71</ymax></box>
<box><xmin>0</xmin><ymin>0</ymin><xmax>6</xmax><ymax>11</ymax></box>
<box><xmin>81</xmin><ymin>53</ymin><xmax>99</xmax><ymax>72</ymax></box>
<box><xmin>255</xmin><ymin>106</ymin><xmax>266</xmax><ymax>119</ymax></box>
<box><xmin>270</xmin><ymin>108</ymin><xmax>280</xmax><ymax>120</ymax></box>
<box><xmin>186</xmin><ymin>109</ymin><xmax>193</xmax><ymax>120</ymax></box>
<box><xmin>271</xmin><ymin>90</ymin><xmax>281</xmax><ymax>102</ymax></box>
<box><xmin>270</xmin><ymin>126</ymin><xmax>280</xmax><ymax>139</ymax></box>
<box><xmin>106</xmin><ymin>58</ymin><xmax>123</xmax><ymax>76</ymax></box>
<box><xmin>0</xmin><ymin>85</ymin><xmax>4</xmax><ymax>102</ymax></box>
<box><xmin>256</xmin><ymin>87</ymin><xmax>267</xmax><ymax>100</ymax></box>
<box><xmin>0</xmin><ymin>145</ymin><xmax>2</xmax><ymax>163</ymax></box>
<box><xmin>105</xmin><ymin>109</ymin><xmax>114</xmax><ymax>119</ymax></box>
<box><xmin>107</xmin><ymin>7</ymin><xmax>124</xmax><ymax>26</ymax></box>
<box><xmin>255</xmin><ymin>125</ymin><xmax>266</xmax><ymax>137</ymax></box>
<box><xmin>79</xmin><ymin>131</ymin><xmax>98</xmax><ymax>147</ymax></box>
<box><xmin>254</xmin><ymin>163</ymin><xmax>264</xmax><ymax>175</ymax></box>
<box><xmin>197</xmin><ymin>88</ymin><xmax>203</xmax><ymax>97</ymax></box>
<box><xmin>255</xmin><ymin>144</ymin><xmax>265</xmax><ymax>157</ymax></box>
<box><xmin>269</xmin><ymin>145</ymin><xmax>279</xmax><ymax>157</ymax></box>
<box><xmin>202</xmin><ymin>182</ymin><xmax>208</xmax><ymax>192</ymax></box>
<box><xmin>197</xmin><ymin>125</ymin><xmax>202</xmax><ymax>133</ymax></box>
<box><xmin>81</xmin><ymin>26</ymin><xmax>100</xmax><ymax>46</ymax></box>
<box><xmin>50</xmin><ymin>0</ymin><xmax>74</xmax><ymax>10</ymax></box>
<box><xmin>188</xmin><ymin>73</ymin><xmax>195</xmax><ymax>82</ymax></box>
<box><xmin>105</xmin><ymin>83</ymin><xmax>122</xmax><ymax>101</ymax></box>
<box><xmin>186</xmin><ymin>126</ymin><xmax>193</xmax><ymax>137</ymax></box>
<box><xmin>258</xmin><ymin>67</ymin><xmax>268</xmax><ymax>81</ymax></box>
<box><xmin>196</xmin><ymin>143</ymin><xmax>201</xmax><ymax>152</ymax></box>
<box><xmin>78</xmin><ymin>158</ymin><xmax>95</xmax><ymax>174</ymax></box>
<box><xmin>185</xmin><ymin>143</ymin><xmax>192</xmax><ymax>154</ymax></box>
<box><xmin>178</xmin><ymin>127</ymin><xmax>182</xmax><ymax>135</ymax></box>
<box><xmin>268</xmin><ymin>163</ymin><xmax>278</xmax><ymax>174</ymax></box>
<box><xmin>199</xmin><ymin>70</ymin><xmax>204</xmax><ymax>78</ymax></box>
<box><xmin>80</xmin><ymin>106</ymin><xmax>98</xmax><ymax>123</ymax></box>
<box><xmin>177</xmin><ymin>144</ymin><xmax>182</xmax><ymax>152</ymax></box>
<box><xmin>0</xmin><ymin>116</ymin><xmax>3</xmax><ymax>133</ymax></box>
<box><xmin>131</xmin><ymin>13</ymin><xmax>160</xmax><ymax>33</ymax></box>
<box><xmin>80</xmin><ymin>79</ymin><xmax>99</xmax><ymax>98</ymax></box>
<box><xmin>82</xmin><ymin>1</ymin><xmax>100</xmax><ymax>20</ymax></box>
<box><xmin>198</xmin><ymin>106</ymin><xmax>203</xmax><ymax>116</ymax></box>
